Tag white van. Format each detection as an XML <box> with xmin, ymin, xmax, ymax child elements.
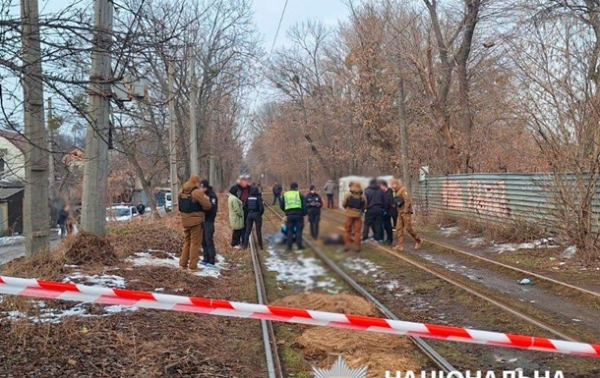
<box><xmin>165</xmin><ymin>192</ymin><xmax>172</xmax><ymax>212</ymax></box>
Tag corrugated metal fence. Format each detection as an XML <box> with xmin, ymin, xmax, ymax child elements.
<box><xmin>421</xmin><ymin>173</ymin><xmax>600</xmax><ymax>231</ymax></box>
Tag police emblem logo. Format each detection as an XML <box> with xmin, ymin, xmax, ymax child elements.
<box><xmin>312</xmin><ymin>355</ymin><xmax>368</xmax><ymax>378</ymax></box>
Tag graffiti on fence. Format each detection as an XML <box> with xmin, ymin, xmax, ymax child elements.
<box><xmin>442</xmin><ymin>180</ymin><xmax>510</xmax><ymax>218</ymax></box>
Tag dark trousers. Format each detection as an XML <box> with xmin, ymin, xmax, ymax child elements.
<box><xmin>326</xmin><ymin>194</ymin><xmax>334</xmax><ymax>208</ymax></box>
<box><xmin>231</xmin><ymin>229</ymin><xmax>244</xmax><ymax>247</ymax></box>
<box><xmin>390</xmin><ymin>210</ymin><xmax>398</xmax><ymax>229</ymax></box>
<box><xmin>273</xmin><ymin>193</ymin><xmax>282</xmax><ymax>206</ymax></box>
<box><xmin>202</xmin><ymin>221</ymin><xmax>216</xmax><ymax>264</ymax></box>
<box><xmin>242</xmin><ymin>212</ymin><xmax>263</xmax><ymax>249</ymax></box>
<box><xmin>308</xmin><ymin>211</ymin><xmax>320</xmax><ymax>239</ymax></box>
<box><xmin>362</xmin><ymin>207</ymin><xmax>383</xmax><ymax>241</ymax></box>
<box><xmin>286</xmin><ymin>215</ymin><xmax>304</xmax><ymax>250</ymax></box>
<box><xmin>381</xmin><ymin>215</ymin><xmax>393</xmax><ymax>244</ymax></box>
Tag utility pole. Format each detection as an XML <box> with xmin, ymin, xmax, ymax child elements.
<box><xmin>81</xmin><ymin>0</ymin><xmax>113</xmax><ymax>236</ymax></box>
<box><xmin>47</xmin><ymin>97</ymin><xmax>55</xmax><ymax>203</ymax></box>
<box><xmin>22</xmin><ymin>0</ymin><xmax>49</xmax><ymax>255</ymax></box>
<box><xmin>397</xmin><ymin>63</ymin><xmax>410</xmax><ymax>191</ymax></box>
<box><xmin>168</xmin><ymin>63</ymin><xmax>179</xmax><ymax>209</ymax></box>
<box><xmin>189</xmin><ymin>52</ymin><xmax>199</xmax><ymax>175</ymax></box>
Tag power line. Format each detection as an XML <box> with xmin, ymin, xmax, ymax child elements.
<box><xmin>270</xmin><ymin>0</ymin><xmax>289</xmax><ymax>55</ymax></box>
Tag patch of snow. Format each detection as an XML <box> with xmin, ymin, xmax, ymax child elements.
<box><xmin>439</xmin><ymin>226</ymin><xmax>459</xmax><ymax>236</ymax></box>
<box><xmin>63</xmin><ymin>273</ymin><xmax>126</xmax><ymax>288</ymax></box>
<box><xmin>493</xmin><ymin>239</ymin><xmax>559</xmax><ymax>254</ymax></box>
<box><xmin>103</xmin><ymin>305</ymin><xmax>138</xmax><ymax>314</ymax></box>
<box><xmin>0</xmin><ymin>235</ymin><xmax>25</xmax><ymax>246</ymax></box>
<box><xmin>343</xmin><ymin>257</ymin><xmax>379</xmax><ymax>275</ymax></box>
<box><xmin>264</xmin><ymin>247</ymin><xmax>338</xmax><ymax>293</ymax></box>
<box><xmin>560</xmin><ymin>245</ymin><xmax>577</xmax><ymax>259</ymax></box>
<box><xmin>64</xmin><ymin>264</ymin><xmax>79</xmax><ymax>268</ymax></box>
<box><xmin>466</xmin><ymin>237</ymin><xmax>486</xmax><ymax>247</ymax></box>
<box><xmin>1</xmin><ymin>301</ymin><xmax>138</xmax><ymax>324</ymax></box>
<box><xmin>126</xmin><ymin>250</ymin><xmax>226</xmax><ymax>278</ymax></box>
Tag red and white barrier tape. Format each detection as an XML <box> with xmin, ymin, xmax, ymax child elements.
<box><xmin>0</xmin><ymin>275</ymin><xmax>598</xmax><ymax>358</ymax></box>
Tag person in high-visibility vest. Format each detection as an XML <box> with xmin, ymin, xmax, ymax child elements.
<box><xmin>280</xmin><ymin>182</ymin><xmax>307</xmax><ymax>251</ymax></box>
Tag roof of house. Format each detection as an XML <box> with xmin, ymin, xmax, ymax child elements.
<box><xmin>0</xmin><ymin>187</ymin><xmax>24</xmax><ymax>200</ymax></box>
<box><xmin>0</xmin><ymin>129</ymin><xmax>28</xmax><ymax>153</ymax></box>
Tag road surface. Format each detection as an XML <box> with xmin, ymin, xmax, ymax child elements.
<box><xmin>0</xmin><ymin>235</ymin><xmax>61</xmax><ymax>265</ymax></box>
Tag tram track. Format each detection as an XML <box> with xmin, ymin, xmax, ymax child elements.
<box><xmin>317</xmin><ymin>208</ymin><xmax>599</xmax><ymax>344</ymax></box>
<box><xmin>249</xmin><ymin>230</ymin><xmax>285</xmax><ymax>378</ymax></box>
<box><xmin>262</xmin><ymin>202</ymin><xmax>457</xmax><ymax>373</ymax></box>
<box><xmin>325</xmin><ymin>207</ymin><xmax>600</xmax><ymax>301</ymax></box>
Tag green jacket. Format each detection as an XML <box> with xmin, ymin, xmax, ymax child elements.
<box><xmin>228</xmin><ymin>194</ymin><xmax>244</xmax><ymax>230</ymax></box>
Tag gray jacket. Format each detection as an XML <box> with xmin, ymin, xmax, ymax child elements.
<box><xmin>323</xmin><ymin>181</ymin><xmax>335</xmax><ymax>195</ymax></box>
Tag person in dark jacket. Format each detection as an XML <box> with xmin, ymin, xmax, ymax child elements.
<box><xmin>57</xmin><ymin>204</ymin><xmax>70</xmax><ymax>239</ymax></box>
<box><xmin>306</xmin><ymin>185</ymin><xmax>323</xmax><ymax>240</ymax></box>
<box><xmin>200</xmin><ymin>180</ymin><xmax>219</xmax><ymax>267</ymax></box>
<box><xmin>280</xmin><ymin>182</ymin><xmax>307</xmax><ymax>251</ymax></box>
<box><xmin>242</xmin><ymin>186</ymin><xmax>265</xmax><ymax>250</ymax></box>
<box><xmin>136</xmin><ymin>202</ymin><xmax>146</xmax><ymax>215</ymax></box>
<box><xmin>272</xmin><ymin>181</ymin><xmax>283</xmax><ymax>206</ymax></box>
<box><xmin>379</xmin><ymin>180</ymin><xmax>394</xmax><ymax>245</ymax></box>
<box><xmin>362</xmin><ymin>178</ymin><xmax>385</xmax><ymax>242</ymax></box>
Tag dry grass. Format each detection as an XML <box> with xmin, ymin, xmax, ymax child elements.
<box><xmin>107</xmin><ymin>215</ymin><xmax>183</xmax><ymax>258</ymax></box>
<box><xmin>428</xmin><ymin>211</ymin><xmax>547</xmax><ymax>244</ymax></box>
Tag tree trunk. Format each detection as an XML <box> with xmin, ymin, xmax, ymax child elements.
<box><xmin>81</xmin><ymin>0</ymin><xmax>113</xmax><ymax>236</ymax></box>
<box><xmin>22</xmin><ymin>0</ymin><xmax>50</xmax><ymax>254</ymax></box>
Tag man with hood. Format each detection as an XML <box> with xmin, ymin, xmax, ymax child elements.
<box><xmin>272</xmin><ymin>181</ymin><xmax>283</xmax><ymax>206</ymax></box>
<box><xmin>178</xmin><ymin>175</ymin><xmax>212</xmax><ymax>270</ymax></box>
<box><xmin>342</xmin><ymin>182</ymin><xmax>367</xmax><ymax>252</ymax></box>
<box><xmin>200</xmin><ymin>180</ymin><xmax>218</xmax><ymax>267</ymax></box>
<box><xmin>391</xmin><ymin>179</ymin><xmax>423</xmax><ymax>251</ymax></box>
<box><xmin>306</xmin><ymin>185</ymin><xmax>323</xmax><ymax>239</ymax></box>
<box><xmin>323</xmin><ymin>179</ymin><xmax>336</xmax><ymax>208</ymax></box>
<box><xmin>280</xmin><ymin>182</ymin><xmax>307</xmax><ymax>251</ymax></box>
<box><xmin>242</xmin><ymin>185</ymin><xmax>265</xmax><ymax>250</ymax></box>
<box><xmin>363</xmin><ymin>178</ymin><xmax>385</xmax><ymax>242</ymax></box>
<box><xmin>228</xmin><ymin>185</ymin><xmax>245</xmax><ymax>249</ymax></box>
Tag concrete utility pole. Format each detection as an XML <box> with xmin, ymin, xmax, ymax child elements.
<box><xmin>168</xmin><ymin>63</ymin><xmax>179</xmax><ymax>208</ymax></box>
<box><xmin>81</xmin><ymin>0</ymin><xmax>113</xmax><ymax>236</ymax></box>
<box><xmin>189</xmin><ymin>53</ymin><xmax>199</xmax><ymax>175</ymax></box>
<box><xmin>397</xmin><ymin>69</ymin><xmax>410</xmax><ymax>191</ymax></box>
<box><xmin>47</xmin><ymin>97</ymin><xmax>55</xmax><ymax>203</ymax></box>
<box><xmin>21</xmin><ymin>0</ymin><xmax>50</xmax><ymax>255</ymax></box>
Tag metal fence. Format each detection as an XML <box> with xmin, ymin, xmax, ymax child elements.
<box><xmin>421</xmin><ymin>173</ymin><xmax>600</xmax><ymax>231</ymax></box>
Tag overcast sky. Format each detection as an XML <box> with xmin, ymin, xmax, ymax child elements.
<box><xmin>252</xmin><ymin>0</ymin><xmax>349</xmax><ymax>50</ymax></box>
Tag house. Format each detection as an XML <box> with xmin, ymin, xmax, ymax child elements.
<box><xmin>61</xmin><ymin>147</ymin><xmax>85</xmax><ymax>169</ymax></box>
<box><xmin>0</xmin><ymin>130</ymin><xmax>27</xmax><ymax>183</ymax></box>
<box><xmin>0</xmin><ymin>180</ymin><xmax>24</xmax><ymax>235</ymax></box>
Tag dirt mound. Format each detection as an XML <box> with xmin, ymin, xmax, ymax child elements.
<box><xmin>277</xmin><ymin>294</ymin><xmax>421</xmax><ymax>376</ymax></box>
<box><xmin>298</xmin><ymin>328</ymin><xmax>419</xmax><ymax>376</ymax></box>
<box><xmin>108</xmin><ymin>217</ymin><xmax>183</xmax><ymax>257</ymax></box>
<box><xmin>274</xmin><ymin>293</ymin><xmax>377</xmax><ymax>316</ymax></box>
<box><xmin>63</xmin><ymin>232</ymin><xmax>118</xmax><ymax>266</ymax></box>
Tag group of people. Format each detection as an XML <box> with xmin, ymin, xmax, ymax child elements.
<box><xmin>177</xmin><ymin>173</ymin><xmax>422</xmax><ymax>270</ymax></box>
<box><xmin>342</xmin><ymin>178</ymin><xmax>422</xmax><ymax>252</ymax></box>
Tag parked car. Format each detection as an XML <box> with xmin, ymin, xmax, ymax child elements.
<box><xmin>165</xmin><ymin>192</ymin><xmax>172</xmax><ymax>212</ymax></box>
<box><xmin>106</xmin><ymin>205</ymin><xmax>139</xmax><ymax>222</ymax></box>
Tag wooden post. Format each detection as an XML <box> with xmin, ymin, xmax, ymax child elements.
<box><xmin>81</xmin><ymin>0</ymin><xmax>113</xmax><ymax>235</ymax></box>
<box><xmin>22</xmin><ymin>0</ymin><xmax>50</xmax><ymax>254</ymax></box>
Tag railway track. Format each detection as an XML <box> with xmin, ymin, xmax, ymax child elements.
<box><xmin>322</xmin><ymin>208</ymin><xmax>600</xmax><ymax>301</ymax></box>
<box><xmin>317</xmin><ymin>208</ymin><xmax>599</xmax><ymax>343</ymax></box>
<box><xmin>249</xmin><ymin>231</ymin><xmax>285</xmax><ymax>378</ymax></box>
<box><xmin>262</xmin><ymin>202</ymin><xmax>456</xmax><ymax>373</ymax></box>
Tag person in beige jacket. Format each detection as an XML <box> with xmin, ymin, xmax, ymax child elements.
<box><xmin>391</xmin><ymin>179</ymin><xmax>422</xmax><ymax>251</ymax></box>
<box><xmin>342</xmin><ymin>182</ymin><xmax>367</xmax><ymax>252</ymax></box>
<box><xmin>179</xmin><ymin>175</ymin><xmax>212</xmax><ymax>270</ymax></box>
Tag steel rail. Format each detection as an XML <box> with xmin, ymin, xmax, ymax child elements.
<box><xmin>264</xmin><ymin>203</ymin><xmax>456</xmax><ymax>373</ymax></box>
